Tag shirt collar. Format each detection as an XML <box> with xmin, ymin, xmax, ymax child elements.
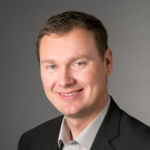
<box><xmin>58</xmin><ymin>96</ymin><xmax>111</xmax><ymax>149</ymax></box>
<box><xmin>58</xmin><ymin>117</ymin><xmax>71</xmax><ymax>148</ymax></box>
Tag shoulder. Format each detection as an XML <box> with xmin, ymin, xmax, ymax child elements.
<box><xmin>109</xmin><ymin>97</ymin><xmax>150</xmax><ymax>140</ymax></box>
<box><xmin>108</xmin><ymin>98</ymin><xmax>150</xmax><ymax>149</ymax></box>
<box><xmin>18</xmin><ymin>115</ymin><xmax>63</xmax><ymax>150</ymax></box>
<box><xmin>23</xmin><ymin>115</ymin><xmax>63</xmax><ymax>136</ymax></box>
<box><xmin>121</xmin><ymin>111</ymin><xmax>150</xmax><ymax>138</ymax></box>
<box><xmin>118</xmin><ymin>110</ymin><xmax>150</xmax><ymax>148</ymax></box>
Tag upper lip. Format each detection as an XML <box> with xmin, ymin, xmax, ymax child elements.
<box><xmin>57</xmin><ymin>89</ymin><xmax>83</xmax><ymax>94</ymax></box>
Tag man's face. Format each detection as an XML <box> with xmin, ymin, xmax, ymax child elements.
<box><xmin>40</xmin><ymin>29</ymin><xmax>112</xmax><ymax>118</ymax></box>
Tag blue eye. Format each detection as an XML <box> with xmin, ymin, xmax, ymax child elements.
<box><xmin>76</xmin><ymin>62</ymin><xmax>83</xmax><ymax>66</ymax></box>
<box><xmin>48</xmin><ymin>65</ymin><xmax>56</xmax><ymax>69</ymax></box>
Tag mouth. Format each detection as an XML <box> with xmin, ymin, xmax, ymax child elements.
<box><xmin>59</xmin><ymin>89</ymin><xmax>83</xmax><ymax>97</ymax></box>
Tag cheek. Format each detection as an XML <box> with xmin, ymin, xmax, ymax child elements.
<box><xmin>41</xmin><ymin>71</ymin><xmax>55</xmax><ymax>91</ymax></box>
<box><xmin>41</xmin><ymin>72</ymin><xmax>49</xmax><ymax>88</ymax></box>
<box><xmin>81</xmin><ymin>65</ymin><xmax>107</xmax><ymax>91</ymax></box>
<box><xmin>40</xmin><ymin>72</ymin><xmax>58</xmax><ymax>105</ymax></box>
<box><xmin>79</xmin><ymin>66</ymin><xmax>101</xmax><ymax>85</ymax></box>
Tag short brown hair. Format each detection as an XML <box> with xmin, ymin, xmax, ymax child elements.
<box><xmin>36</xmin><ymin>11</ymin><xmax>108</xmax><ymax>64</ymax></box>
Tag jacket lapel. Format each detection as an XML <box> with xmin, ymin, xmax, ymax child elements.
<box><xmin>43</xmin><ymin>136</ymin><xmax>59</xmax><ymax>150</ymax></box>
<box><xmin>91</xmin><ymin>97</ymin><xmax>122</xmax><ymax>150</ymax></box>
<box><xmin>90</xmin><ymin>134</ymin><xmax>114</xmax><ymax>150</ymax></box>
<box><xmin>43</xmin><ymin>116</ymin><xmax>63</xmax><ymax>150</ymax></box>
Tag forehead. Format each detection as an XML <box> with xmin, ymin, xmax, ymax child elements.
<box><xmin>41</xmin><ymin>28</ymin><xmax>94</xmax><ymax>46</ymax></box>
<box><xmin>39</xmin><ymin>29</ymin><xmax>101</xmax><ymax>62</ymax></box>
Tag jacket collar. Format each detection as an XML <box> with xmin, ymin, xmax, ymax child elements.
<box><xmin>90</xmin><ymin>96</ymin><xmax>122</xmax><ymax>150</ymax></box>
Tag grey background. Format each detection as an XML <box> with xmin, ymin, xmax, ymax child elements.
<box><xmin>0</xmin><ymin>0</ymin><xmax>150</xmax><ymax>149</ymax></box>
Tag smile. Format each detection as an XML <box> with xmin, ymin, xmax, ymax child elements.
<box><xmin>59</xmin><ymin>89</ymin><xmax>83</xmax><ymax>97</ymax></box>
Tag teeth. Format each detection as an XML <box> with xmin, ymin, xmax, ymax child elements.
<box><xmin>60</xmin><ymin>91</ymin><xmax>80</xmax><ymax>96</ymax></box>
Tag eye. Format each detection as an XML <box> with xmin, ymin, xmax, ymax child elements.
<box><xmin>48</xmin><ymin>65</ymin><xmax>56</xmax><ymax>69</ymax></box>
<box><xmin>75</xmin><ymin>62</ymin><xmax>84</xmax><ymax>66</ymax></box>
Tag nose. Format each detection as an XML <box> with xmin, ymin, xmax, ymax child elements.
<box><xmin>57</xmin><ymin>67</ymin><xmax>76</xmax><ymax>87</ymax></box>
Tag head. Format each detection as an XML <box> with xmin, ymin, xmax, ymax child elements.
<box><xmin>36</xmin><ymin>11</ymin><xmax>108</xmax><ymax>64</ymax></box>
<box><xmin>37</xmin><ymin>11</ymin><xmax>112</xmax><ymax>119</ymax></box>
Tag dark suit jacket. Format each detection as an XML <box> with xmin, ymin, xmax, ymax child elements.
<box><xmin>18</xmin><ymin>97</ymin><xmax>150</xmax><ymax>150</ymax></box>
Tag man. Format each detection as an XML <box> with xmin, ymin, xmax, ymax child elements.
<box><xmin>18</xmin><ymin>11</ymin><xmax>150</xmax><ymax>150</ymax></box>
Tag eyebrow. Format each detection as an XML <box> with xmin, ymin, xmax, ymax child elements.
<box><xmin>41</xmin><ymin>55</ymin><xmax>90</xmax><ymax>64</ymax></box>
<box><xmin>41</xmin><ymin>59</ymin><xmax>56</xmax><ymax>64</ymax></box>
<box><xmin>71</xmin><ymin>55</ymin><xmax>90</xmax><ymax>61</ymax></box>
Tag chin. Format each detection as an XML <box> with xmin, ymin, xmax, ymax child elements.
<box><xmin>59</xmin><ymin>107</ymin><xmax>80</xmax><ymax>117</ymax></box>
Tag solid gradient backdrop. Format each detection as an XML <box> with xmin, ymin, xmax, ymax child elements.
<box><xmin>0</xmin><ymin>0</ymin><xmax>150</xmax><ymax>150</ymax></box>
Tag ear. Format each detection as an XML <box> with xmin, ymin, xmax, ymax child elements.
<box><xmin>104</xmin><ymin>48</ymin><xmax>113</xmax><ymax>75</ymax></box>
